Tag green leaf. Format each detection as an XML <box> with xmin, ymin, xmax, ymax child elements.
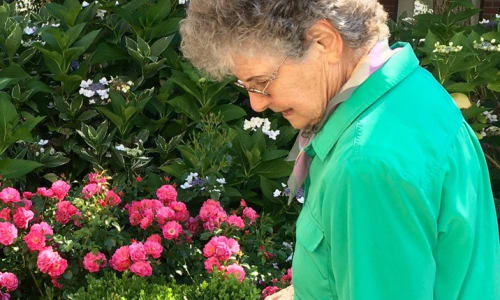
<box><xmin>170</xmin><ymin>70</ymin><xmax>202</xmax><ymax>102</ymax></box>
<box><xmin>137</xmin><ymin>36</ymin><xmax>151</xmax><ymax>57</ymax></box>
<box><xmin>445</xmin><ymin>82</ymin><xmax>475</xmax><ymax>92</ymax></box>
<box><xmin>5</xmin><ymin>22</ymin><xmax>22</xmax><ymax>58</ymax></box>
<box><xmin>78</xmin><ymin>110</ymin><xmax>98</xmax><ymax>121</ymax></box>
<box><xmin>159</xmin><ymin>161</ymin><xmax>187</xmax><ymax>178</ymax></box>
<box><xmin>253</xmin><ymin>159</ymin><xmax>293</xmax><ymax>179</ymax></box>
<box><xmin>0</xmin><ymin>159</ymin><xmax>43</xmax><ymax>179</ymax></box>
<box><xmin>146</xmin><ymin>0</ymin><xmax>172</xmax><ymax>24</ymax></box>
<box><xmin>92</xmin><ymin>42</ymin><xmax>129</xmax><ymax>64</ymax></box>
<box><xmin>0</xmin><ymin>94</ymin><xmax>17</xmax><ymax>145</ymax></box>
<box><xmin>150</xmin><ymin>35</ymin><xmax>174</xmax><ymax>57</ymax></box>
<box><xmin>46</xmin><ymin>0</ymin><xmax>81</xmax><ymax>27</ymax></box>
<box><xmin>96</xmin><ymin>107</ymin><xmax>123</xmax><ymax>128</ymax></box>
<box><xmin>150</xmin><ymin>18</ymin><xmax>181</xmax><ymax>39</ymax></box>
<box><xmin>487</xmin><ymin>82</ymin><xmax>500</xmax><ymax>92</ymax></box>
<box><xmin>66</xmin><ymin>23</ymin><xmax>86</xmax><ymax>48</ymax></box>
<box><xmin>41</xmin><ymin>155</ymin><xmax>71</xmax><ymax>168</ymax></box>
<box><xmin>215</xmin><ymin>104</ymin><xmax>246</xmax><ymax>122</ymax></box>
<box><xmin>74</xmin><ymin>29</ymin><xmax>100</xmax><ymax>52</ymax></box>
<box><xmin>167</xmin><ymin>95</ymin><xmax>201</xmax><ymax>121</ymax></box>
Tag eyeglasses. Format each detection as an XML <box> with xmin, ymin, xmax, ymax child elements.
<box><xmin>234</xmin><ymin>56</ymin><xmax>288</xmax><ymax>97</ymax></box>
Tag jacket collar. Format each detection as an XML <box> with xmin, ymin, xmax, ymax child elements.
<box><xmin>305</xmin><ymin>42</ymin><xmax>419</xmax><ymax>161</ymax></box>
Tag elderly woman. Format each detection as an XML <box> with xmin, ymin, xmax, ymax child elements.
<box><xmin>179</xmin><ymin>1</ymin><xmax>500</xmax><ymax>299</ymax></box>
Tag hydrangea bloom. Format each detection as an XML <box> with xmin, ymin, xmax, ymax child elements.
<box><xmin>110</xmin><ymin>246</ymin><xmax>131</xmax><ymax>272</ymax></box>
<box><xmin>130</xmin><ymin>261</ymin><xmax>152</xmax><ymax>277</ymax></box>
<box><xmin>162</xmin><ymin>221</ymin><xmax>182</xmax><ymax>240</ymax></box>
<box><xmin>0</xmin><ymin>187</ymin><xmax>20</xmax><ymax>204</ymax></box>
<box><xmin>0</xmin><ymin>222</ymin><xmax>17</xmax><ymax>246</ymax></box>
<box><xmin>225</xmin><ymin>263</ymin><xmax>245</xmax><ymax>282</ymax></box>
<box><xmin>0</xmin><ymin>272</ymin><xmax>18</xmax><ymax>292</ymax></box>
<box><xmin>83</xmin><ymin>251</ymin><xmax>107</xmax><ymax>273</ymax></box>
<box><xmin>156</xmin><ymin>185</ymin><xmax>177</xmax><ymax>204</ymax></box>
<box><xmin>13</xmin><ymin>207</ymin><xmax>34</xmax><ymax>229</ymax></box>
<box><xmin>50</xmin><ymin>180</ymin><xmax>70</xmax><ymax>201</ymax></box>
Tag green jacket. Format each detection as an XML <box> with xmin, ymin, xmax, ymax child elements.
<box><xmin>292</xmin><ymin>42</ymin><xmax>500</xmax><ymax>299</ymax></box>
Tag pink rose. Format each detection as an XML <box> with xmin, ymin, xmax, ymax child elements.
<box><xmin>0</xmin><ymin>208</ymin><xmax>10</xmax><ymax>222</ymax></box>
<box><xmin>104</xmin><ymin>190</ymin><xmax>121</xmax><ymax>206</ymax></box>
<box><xmin>226</xmin><ymin>215</ymin><xmax>244</xmax><ymax>230</ymax></box>
<box><xmin>204</xmin><ymin>257</ymin><xmax>222</xmax><ymax>274</ymax></box>
<box><xmin>129</xmin><ymin>241</ymin><xmax>146</xmax><ymax>262</ymax></box>
<box><xmin>55</xmin><ymin>201</ymin><xmax>80</xmax><ymax>225</ymax></box>
<box><xmin>240</xmin><ymin>199</ymin><xmax>247</xmax><ymax>207</ymax></box>
<box><xmin>0</xmin><ymin>222</ymin><xmax>17</xmax><ymax>246</ymax></box>
<box><xmin>147</xmin><ymin>234</ymin><xmax>162</xmax><ymax>244</ymax></box>
<box><xmin>225</xmin><ymin>264</ymin><xmax>245</xmax><ymax>282</ymax></box>
<box><xmin>36</xmin><ymin>187</ymin><xmax>54</xmax><ymax>198</ymax></box>
<box><xmin>37</xmin><ymin>247</ymin><xmax>67</xmax><ymax>277</ymax></box>
<box><xmin>162</xmin><ymin>221</ymin><xmax>182</xmax><ymax>240</ymax></box>
<box><xmin>0</xmin><ymin>188</ymin><xmax>20</xmax><ymax>204</ymax></box>
<box><xmin>262</xmin><ymin>286</ymin><xmax>280</xmax><ymax>298</ymax></box>
<box><xmin>186</xmin><ymin>216</ymin><xmax>200</xmax><ymax>235</ymax></box>
<box><xmin>13</xmin><ymin>207</ymin><xmax>34</xmax><ymax>229</ymax></box>
<box><xmin>156</xmin><ymin>185</ymin><xmax>177</xmax><ymax>204</ymax></box>
<box><xmin>199</xmin><ymin>199</ymin><xmax>227</xmax><ymax>232</ymax></box>
<box><xmin>83</xmin><ymin>251</ymin><xmax>107</xmax><ymax>273</ymax></box>
<box><xmin>130</xmin><ymin>261</ymin><xmax>152</xmax><ymax>277</ymax></box>
<box><xmin>156</xmin><ymin>206</ymin><xmax>175</xmax><ymax>225</ymax></box>
<box><xmin>22</xmin><ymin>191</ymin><xmax>34</xmax><ymax>199</ymax></box>
<box><xmin>110</xmin><ymin>246</ymin><xmax>131</xmax><ymax>272</ymax></box>
<box><xmin>144</xmin><ymin>240</ymin><xmax>163</xmax><ymax>259</ymax></box>
<box><xmin>50</xmin><ymin>180</ymin><xmax>70</xmax><ymax>201</ymax></box>
<box><xmin>242</xmin><ymin>207</ymin><xmax>259</xmax><ymax>224</ymax></box>
<box><xmin>0</xmin><ymin>272</ymin><xmax>18</xmax><ymax>292</ymax></box>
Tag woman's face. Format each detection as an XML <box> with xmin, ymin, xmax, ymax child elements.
<box><xmin>232</xmin><ymin>50</ymin><xmax>331</xmax><ymax>129</ymax></box>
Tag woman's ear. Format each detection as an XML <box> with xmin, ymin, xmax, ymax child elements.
<box><xmin>304</xmin><ymin>19</ymin><xmax>343</xmax><ymax>64</ymax></box>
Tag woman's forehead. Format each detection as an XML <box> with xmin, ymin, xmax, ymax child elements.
<box><xmin>231</xmin><ymin>52</ymin><xmax>282</xmax><ymax>80</ymax></box>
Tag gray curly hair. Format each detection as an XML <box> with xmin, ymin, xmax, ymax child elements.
<box><xmin>180</xmin><ymin>0</ymin><xmax>390</xmax><ymax>80</ymax></box>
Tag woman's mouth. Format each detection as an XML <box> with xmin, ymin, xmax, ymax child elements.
<box><xmin>282</xmin><ymin>109</ymin><xmax>293</xmax><ymax>117</ymax></box>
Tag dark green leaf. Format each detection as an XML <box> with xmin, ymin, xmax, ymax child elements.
<box><xmin>0</xmin><ymin>159</ymin><xmax>43</xmax><ymax>179</ymax></box>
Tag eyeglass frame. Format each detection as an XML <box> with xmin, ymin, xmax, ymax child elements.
<box><xmin>234</xmin><ymin>56</ymin><xmax>288</xmax><ymax>97</ymax></box>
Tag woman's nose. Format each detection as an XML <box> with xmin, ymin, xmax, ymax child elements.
<box><xmin>248</xmin><ymin>93</ymin><xmax>269</xmax><ymax>112</ymax></box>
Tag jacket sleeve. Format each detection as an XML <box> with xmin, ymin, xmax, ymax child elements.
<box><xmin>324</xmin><ymin>155</ymin><xmax>438</xmax><ymax>299</ymax></box>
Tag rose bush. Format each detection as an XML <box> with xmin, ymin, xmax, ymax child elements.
<box><xmin>0</xmin><ymin>172</ymin><xmax>293</xmax><ymax>298</ymax></box>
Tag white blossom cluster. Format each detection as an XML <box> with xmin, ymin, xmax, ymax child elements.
<box><xmin>115</xmin><ymin>80</ymin><xmax>134</xmax><ymax>93</ymax></box>
<box><xmin>79</xmin><ymin>77</ymin><xmax>110</xmax><ymax>103</ymax></box>
<box><xmin>483</xmin><ymin>110</ymin><xmax>498</xmax><ymax>123</ymax></box>
<box><xmin>180</xmin><ymin>172</ymin><xmax>200</xmax><ymax>189</ymax></box>
<box><xmin>473</xmin><ymin>38</ymin><xmax>500</xmax><ymax>52</ymax></box>
<box><xmin>15</xmin><ymin>0</ymin><xmax>37</xmax><ymax>14</ymax></box>
<box><xmin>486</xmin><ymin>126</ymin><xmax>500</xmax><ymax>136</ymax></box>
<box><xmin>243</xmin><ymin>117</ymin><xmax>280</xmax><ymax>140</ymax></box>
<box><xmin>413</xmin><ymin>0</ymin><xmax>433</xmax><ymax>16</ymax></box>
<box><xmin>273</xmin><ymin>183</ymin><xmax>304</xmax><ymax>203</ymax></box>
<box><xmin>433</xmin><ymin>42</ymin><xmax>463</xmax><ymax>54</ymax></box>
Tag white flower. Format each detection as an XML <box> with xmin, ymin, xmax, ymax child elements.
<box><xmin>52</xmin><ymin>23</ymin><xmax>60</xmax><ymax>27</ymax></box>
<box><xmin>96</xmin><ymin>88</ymin><xmax>109</xmax><ymax>99</ymax></box>
<box><xmin>179</xmin><ymin>0</ymin><xmax>186</xmax><ymax>4</ymax></box>
<box><xmin>80</xmin><ymin>79</ymin><xmax>92</xmax><ymax>88</ymax></box>
<box><xmin>186</xmin><ymin>172</ymin><xmax>199</xmax><ymax>182</ymax></box>
<box><xmin>273</xmin><ymin>189</ymin><xmax>281</xmax><ymax>198</ymax></box>
<box><xmin>216</xmin><ymin>178</ymin><xmax>226</xmax><ymax>185</ymax></box>
<box><xmin>419</xmin><ymin>38</ymin><xmax>426</xmax><ymax>43</ymax></box>
<box><xmin>47</xmin><ymin>102</ymin><xmax>55</xmax><ymax>108</ymax></box>
<box><xmin>243</xmin><ymin>117</ymin><xmax>280</xmax><ymax>139</ymax></box>
<box><xmin>479</xmin><ymin>19</ymin><xmax>490</xmax><ymax>24</ymax></box>
<box><xmin>89</xmin><ymin>99</ymin><xmax>96</xmax><ymax>104</ymax></box>
<box><xmin>127</xmin><ymin>80</ymin><xmax>134</xmax><ymax>86</ymax></box>
<box><xmin>115</xmin><ymin>144</ymin><xmax>126</xmax><ymax>151</ymax></box>
<box><xmin>297</xmin><ymin>196</ymin><xmax>305</xmax><ymax>203</ymax></box>
<box><xmin>49</xmin><ymin>148</ymin><xmax>55</xmax><ymax>155</ymax></box>
<box><xmin>82</xmin><ymin>1</ymin><xmax>89</xmax><ymax>7</ymax></box>
<box><xmin>180</xmin><ymin>182</ymin><xmax>192</xmax><ymax>189</ymax></box>
<box><xmin>286</xmin><ymin>252</ymin><xmax>293</xmax><ymax>262</ymax></box>
<box><xmin>483</xmin><ymin>111</ymin><xmax>498</xmax><ymax>123</ymax></box>
<box><xmin>496</xmin><ymin>14</ymin><xmax>500</xmax><ymax>18</ymax></box>
<box><xmin>24</xmin><ymin>26</ymin><xmax>37</xmax><ymax>35</ymax></box>
<box><xmin>79</xmin><ymin>88</ymin><xmax>95</xmax><ymax>98</ymax></box>
<box><xmin>99</xmin><ymin>77</ymin><xmax>109</xmax><ymax>85</ymax></box>
<box><xmin>105</xmin><ymin>152</ymin><xmax>112</xmax><ymax>158</ymax></box>
<box><xmin>281</xmin><ymin>182</ymin><xmax>287</xmax><ymax>187</ymax></box>
<box><xmin>115</xmin><ymin>1</ymin><xmax>119</xmax><ymax>4</ymax></box>
<box><xmin>282</xmin><ymin>242</ymin><xmax>293</xmax><ymax>250</ymax></box>
<box><xmin>38</xmin><ymin>139</ymin><xmax>48</xmax><ymax>146</ymax></box>
<box><xmin>40</xmin><ymin>147</ymin><xmax>45</xmax><ymax>153</ymax></box>
<box><xmin>35</xmin><ymin>151</ymin><xmax>39</xmax><ymax>157</ymax></box>
<box><xmin>96</xmin><ymin>9</ymin><xmax>106</xmax><ymax>18</ymax></box>
<box><xmin>272</xmin><ymin>263</ymin><xmax>279</xmax><ymax>269</ymax></box>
